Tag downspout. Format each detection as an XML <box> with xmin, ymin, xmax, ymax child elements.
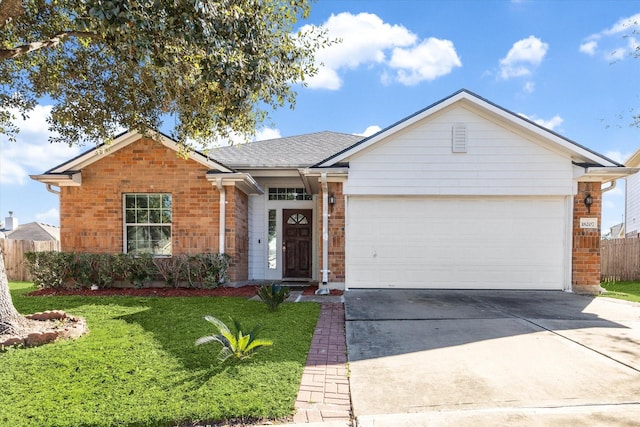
<box><xmin>216</xmin><ymin>178</ymin><xmax>226</xmax><ymax>254</ymax></box>
<box><xmin>321</xmin><ymin>173</ymin><xmax>329</xmax><ymax>287</ymax></box>
<box><xmin>601</xmin><ymin>180</ymin><xmax>616</xmax><ymax>193</ymax></box>
<box><xmin>46</xmin><ymin>184</ymin><xmax>60</xmax><ymax>195</ymax></box>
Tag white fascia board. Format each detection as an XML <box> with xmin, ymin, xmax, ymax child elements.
<box><xmin>30</xmin><ymin>172</ymin><xmax>82</xmax><ymax>186</ymax></box>
<box><xmin>472</xmin><ymin>99</ymin><xmax>621</xmax><ymax>167</ymax></box>
<box><xmin>626</xmin><ymin>148</ymin><xmax>640</xmax><ymax>167</ymax></box>
<box><xmin>299</xmin><ymin>167</ymin><xmax>349</xmax><ymax>177</ymax></box>
<box><xmin>48</xmin><ymin>130</ymin><xmax>233</xmax><ymax>174</ymax></box>
<box><xmin>49</xmin><ymin>130</ymin><xmax>143</xmax><ymax>173</ymax></box>
<box><xmin>317</xmin><ymin>90</ymin><xmax>620</xmax><ymax>168</ymax></box>
<box><xmin>236</xmin><ymin>168</ymin><xmax>301</xmax><ymax>178</ymax></box>
<box><xmin>206</xmin><ymin>172</ymin><xmax>264</xmax><ymax>195</ymax></box>
<box><xmin>582</xmin><ymin>167</ymin><xmax>639</xmax><ymax>183</ymax></box>
<box><xmin>317</xmin><ymin>93</ymin><xmax>469</xmax><ymax>167</ymax></box>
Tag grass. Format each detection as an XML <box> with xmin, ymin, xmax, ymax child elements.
<box><xmin>600</xmin><ymin>281</ymin><xmax>640</xmax><ymax>303</ymax></box>
<box><xmin>1</xmin><ymin>282</ymin><xmax>320</xmax><ymax>427</ymax></box>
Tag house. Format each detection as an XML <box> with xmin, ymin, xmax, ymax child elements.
<box><xmin>0</xmin><ymin>212</ymin><xmax>60</xmax><ymax>241</ymax></box>
<box><xmin>603</xmin><ymin>223</ymin><xmax>625</xmax><ymax>240</ymax></box>
<box><xmin>625</xmin><ymin>148</ymin><xmax>640</xmax><ymax>238</ymax></box>
<box><xmin>31</xmin><ymin>90</ymin><xmax>638</xmax><ymax>294</ymax></box>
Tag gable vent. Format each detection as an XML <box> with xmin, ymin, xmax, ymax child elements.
<box><xmin>452</xmin><ymin>123</ymin><xmax>468</xmax><ymax>153</ymax></box>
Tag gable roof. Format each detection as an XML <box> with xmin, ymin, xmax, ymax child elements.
<box><xmin>210</xmin><ymin>131</ymin><xmax>363</xmax><ymax>168</ymax></box>
<box><xmin>626</xmin><ymin>148</ymin><xmax>640</xmax><ymax>168</ymax></box>
<box><xmin>315</xmin><ymin>89</ymin><xmax>625</xmax><ymax>169</ymax></box>
<box><xmin>4</xmin><ymin>222</ymin><xmax>60</xmax><ymax>241</ymax></box>
<box><xmin>45</xmin><ymin>130</ymin><xmax>235</xmax><ymax>174</ymax></box>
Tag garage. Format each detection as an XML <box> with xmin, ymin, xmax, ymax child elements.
<box><xmin>346</xmin><ymin>196</ymin><xmax>569</xmax><ymax>289</ymax></box>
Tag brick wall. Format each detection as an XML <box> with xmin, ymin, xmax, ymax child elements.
<box><xmin>59</xmin><ymin>137</ymin><xmax>248</xmax><ymax>281</ymax></box>
<box><xmin>225</xmin><ymin>186</ymin><xmax>249</xmax><ymax>281</ymax></box>
<box><xmin>572</xmin><ymin>181</ymin><xmax>602</xmax><ymax>294</ymax></box>
<box><xmin>318</xmin><ymin>181</ymin><xmax>346</xmax><ymax>285</ymax></box>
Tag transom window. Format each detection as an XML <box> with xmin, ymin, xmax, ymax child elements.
<box><xmin>124</xmin><ymin>194</ymin><xmax>172</xmax><ymax>256</ymax></box>
<box><xmin>268</xmin><ymin>187</ymin><xmax>312</xmax><ymax>201</ymax></box>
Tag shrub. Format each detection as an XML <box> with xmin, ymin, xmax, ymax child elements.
<box><xmin>24</xmin><ymin>251</ymin><xmax>74</xmax><ymax>289</ymax></box>
<box><xmin>24</xmin><ymin>251</ymin><xmax>229</xmax><ymax>289</ymax></box>
<box><xmin>256</xmin><ymin>283</ymin><xmax>291</xmax><ymax>311</ymax></box>
<box><xmin>196</xmin><ymin>316</ymin><xmax>273</xmax><ymax>362</ymax></box>
<box><xmin>186</xmin><ymin>253</ymin><xmax>231</xmax><ymax>288</ymax></box>
<box><xmin>116</xmin><ymin>253</ymin><xmax>156</xmax><ymax>288</ymax></box>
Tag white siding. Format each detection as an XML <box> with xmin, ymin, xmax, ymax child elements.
<box><xmin>626</xmin><ymin>173</ymin><xmax>640</xmax><ymax>237</ymax></box>
<box><xmin>248</xmin><ymin>194</ymin><xmax>266</xmax><ymax>280</ymax></box>
<box><xmin>345</xmin><ymin>106</ymin><xmax>574</xmax><ymax>196</ymax></box>
<box><xmin>346</xmin><ymin>196</ymin><xmax>568</xmax><ymax>290</ymax></box>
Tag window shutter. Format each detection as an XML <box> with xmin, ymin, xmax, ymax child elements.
<box><xmin>452</xmin><ymin>123</ymin><xmax>468</xmax><ymax>153</ymax></box>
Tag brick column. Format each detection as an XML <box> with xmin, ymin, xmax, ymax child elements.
<box><xmin>225</xmin><ymin>187</ymin><xmax>249</xmax><ymax>282</ymax></box>
<box><xmin>572</xmin><ymin>181</ymin><xmax>602</xmax><ymax>294</ymax></box>
<box><xmin>318</xmin><ymin>181</ymin><xmax>346</xmax><ymax>287</ymax></box>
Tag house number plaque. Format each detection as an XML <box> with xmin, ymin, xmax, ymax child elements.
<box><xmin>579</xmin><ymin>218</ymin><xmax>598</xmax><ymax>229</ymax></box>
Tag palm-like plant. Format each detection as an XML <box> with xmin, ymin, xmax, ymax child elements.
<box><xmin>195</xmin><ymin>316</ymin><xmax>273</xmax><ymax>362</ymax></box>
<box><xmin>256</xmin><ymin>283</ymin><xmax>291</xmax><ymax>311</ymax></box>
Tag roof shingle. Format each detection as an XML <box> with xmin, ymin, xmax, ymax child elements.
<box><xmin>209</xmin><ymin>131</ymin><xmax>363</xmax><ymax>168</ymax></box>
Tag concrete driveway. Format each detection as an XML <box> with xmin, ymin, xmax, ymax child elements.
<box><xmin>345</xmin><ymin>290</ymin><xmax>640</xmax><ymax>426</ymax></box>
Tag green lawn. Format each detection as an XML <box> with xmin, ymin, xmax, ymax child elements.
<box><xmin>600</xmin><ymin>281</ymin><xmax>640</xmax><ymax>303</ymax></box>
<box><xmin>1</xmin><ymin>282</ymin><xmax>320</xmax><ymax>427</ymax></box>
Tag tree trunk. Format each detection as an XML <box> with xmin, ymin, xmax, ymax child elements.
<box><xmin>0</xmin><ymin>246</ymin><xmax>26</xmax><ymax>335</ymax></box>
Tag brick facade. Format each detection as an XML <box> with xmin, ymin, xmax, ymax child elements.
<box><xmin>318</xmin><ymin>181</ymin><xmax>346</xmax><ymax>285</ymax></box>
<box><xmin>572</xmin><ymin>181</ymin><xmax>602</xmax><ymax>294</ymax></box>
<box><xmin>225</xmin><ymin>186</ymin><xmax>249</xmax><ymax>281</ymax></box>
<box><xmin>59</xmin><ymin>137</ymin><xmax>248</xmax><ymax>281</ymax></box>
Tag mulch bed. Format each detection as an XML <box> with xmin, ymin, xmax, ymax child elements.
<box><xmin>27</xmin><ymin>285</ymin><xmax>343</xmax><ymax>298</ymax></box>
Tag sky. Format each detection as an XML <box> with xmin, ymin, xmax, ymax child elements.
<box><xmin>0</xmin><ymin>0</ymin><xmax>639</xmax><ymax>235</ymax></box>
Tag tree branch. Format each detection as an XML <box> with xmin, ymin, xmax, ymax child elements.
<box><xmin>0</xmin><ymin>31</ymin><xmax>101</xmax><ymax>60</ymax></box>
<box><xmin>0</xmin><ymin>0</ymin><xmax>24</xmax><ymax>27</ymax></box>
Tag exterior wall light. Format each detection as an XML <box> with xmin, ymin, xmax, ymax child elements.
<box><xmin>328</xmin><ymin>195</ymin><xmax>336</xmax><ymax>205</ymax></box>
<box><xmin>584</xmin><ymin>193</ymin><xmax>593</xmax><ymax>213</ymax></box>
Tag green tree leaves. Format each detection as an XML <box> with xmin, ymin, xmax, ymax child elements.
<box><xmin>0</xmin><ymin>0</ymin><xmax>328</xmax><ymax>149</ymax></box>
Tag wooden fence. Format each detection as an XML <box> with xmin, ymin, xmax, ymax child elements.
<box><xmin>601</xmin><ymin>238</ymin><xmax>640</xmax><ymax>282</ymax></box>
<box><xmin>0</xmin><ymin>239</ymin><xmax>61</xmax><ymax>281</ymax></box>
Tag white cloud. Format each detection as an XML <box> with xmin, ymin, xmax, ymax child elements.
<box><xmin>533</xmin><ymin>114</ymin><xmax>563</xmax><ymax>131</ymax></box>
<box><xmin>581</xmin><ymin>13</ymin><xmax>640</xmax><ymax>59</ymax></box>
<box><xmin>579</xmin><ymin>40</ymin><xmax>598</xmax><ymax>55</ymax></box>
<box><xmin>603</xmin><ymin>13</ymin><xmax>640</xmax><ymax>36</ymax></box>
<box><xmin>35</xmin><ymin>208</ymin><xmax>59</xmax><ymax>223</ymax></box>
<box><xmin>389</xmin><ymin>38</ymin><xmax>462</xmax><ymax>85</ymax></box>
<box><xmin>356</xmin><ymin>125</ymin><xmax>382</xmax><ymax>137</ymax></box>
<box><xmin>604</xmin><ymin>150</ymin><xmax>631</xmax><ymax>164</ymax></box>
<box><xmin>519</xmin><ymin>113</ymin><xmax>563</xmax><ymax>131</ymax></box>
<box><xmin>0</xmin><ymin>105</ymin><xmax>82</xmax><ymax>185</ymax></box>
<box><xmin>302</xmin><ymin>12</ymin><xmax>460</xmax><ymax>89</ymax></box>
<box><xmin>499</xmin><ymin>36</ymin><xmax>548</xmax><ymax>79</ymax></box>
<box><xmin>255</xmin><ymin>128</ymin><xmax>282</xmax><ymax>141</ymax></box>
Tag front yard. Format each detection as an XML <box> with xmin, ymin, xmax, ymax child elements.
<box><xmin>600</xmin><ymin>281</ymin><xmax>640</xmax><ymax>303</ymax></box>
<box><xmin>0</xmin><ymin>282</ymin><xmax>319</xmax><ymax>427</ymax></box>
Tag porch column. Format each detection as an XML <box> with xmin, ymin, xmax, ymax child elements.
<box><xmin>571</xmin><ymin>181</ymin><xmax>602</xmax><ymax>294</ymax></box>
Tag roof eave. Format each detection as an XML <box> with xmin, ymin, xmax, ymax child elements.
<box><xmin>30</xmin><ymin>172</ymin><xmax>82</xmax><ymax>186</ymax></box>
<box><xmin>206</xmin><ymin>172</ymin><xmax>264</xmax><ymax>195</ymax></box>
<box><xmin>578</xmin><ymin>166</ymin><xmax>639</xmax><ymax>183</ymax></box>
<box><xmin>315</xmin><ymin>89</ymin><xmax>622</xmax><ymax>168</ymax></box>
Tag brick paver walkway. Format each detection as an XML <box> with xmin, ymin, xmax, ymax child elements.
<box><xmin>292</xmin><ymin>303</ymin><xmax>351</xmax><ymax>424</ymax></box>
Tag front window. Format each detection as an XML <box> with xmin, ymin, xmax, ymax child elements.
<box><xmin>124</xmin><ymin>194</ymin><xmax>172</xmax><ymax>256</ymax></box>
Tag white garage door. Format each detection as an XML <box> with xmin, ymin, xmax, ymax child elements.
<box><xmin>346</xmin><ymin>196</ymin><xmax>568</xmax><ymax>290</ymax></box>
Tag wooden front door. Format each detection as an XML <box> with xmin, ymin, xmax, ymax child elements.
<box><xmin>283</xmin><ymin>209</ymin><xmax>312</xmax><ymax>278</ymax></box>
